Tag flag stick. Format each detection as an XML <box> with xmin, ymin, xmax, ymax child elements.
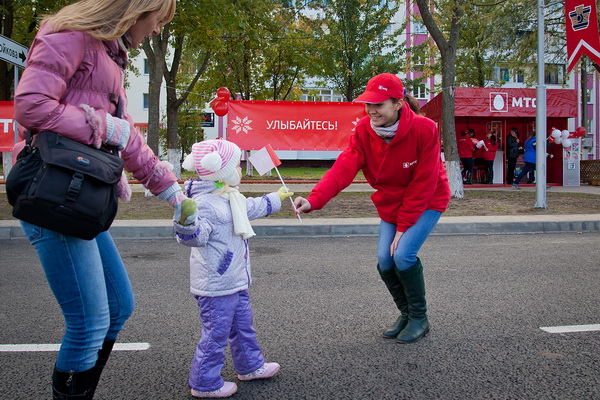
<box><xmin>274</xmin><ymin>166</ymin><xmax>302</xmax><ymax>223</ymax></box>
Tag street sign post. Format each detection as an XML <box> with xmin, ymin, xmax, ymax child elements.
<box><xmin>0</xmin><ymin>34</ymin><xmax>28</xmax><ymax>69</ymax></box>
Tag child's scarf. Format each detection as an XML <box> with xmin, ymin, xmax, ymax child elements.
<box><xmin>218</xmin><ymin>187</ymin><xmax>255</xmax><ymax>239</ymax></box>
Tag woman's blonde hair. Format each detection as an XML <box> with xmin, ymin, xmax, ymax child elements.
<box><xmin>43</xmin><ymin>0</ymin><xmax>176</xmax><ymax>41</ymax></box>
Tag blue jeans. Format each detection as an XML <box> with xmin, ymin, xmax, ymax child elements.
<box><xmin>20</xmin><ymin>222</ymin><xmax>134</xmax><ymax>372</ymax></box>
<box><xmin>377</xmin><ymin>210</ymin><xmax>442</xmax><ymax>271</ymax></box>
<box><xmin>514</xmin><ymin>162</ymin><xmax>535</xmax><ymax>185</ymax></box>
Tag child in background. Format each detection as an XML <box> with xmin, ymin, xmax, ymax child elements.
<box><xmin>173</xmin><ymin>139</ymin><xmax>292</xmax><ymax>398</ymax></box>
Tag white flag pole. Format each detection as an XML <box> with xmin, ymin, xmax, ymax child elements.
<box><xmin>274</xmin><ymin>166</ymin><xmax>302</xmax><ymax>223</ymax></box>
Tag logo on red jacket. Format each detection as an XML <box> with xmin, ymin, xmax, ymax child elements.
<box><xmin>403</xmin><ymin>160</ymin><xmax>417</xmax><ymax>168</ymax></box>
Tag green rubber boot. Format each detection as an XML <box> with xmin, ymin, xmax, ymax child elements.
<box><xmin>395</xmin><ymin>259</ymin><xmax>429</xmax><ymax>344</ymax></box>
<box><xmin>377</xmin><ymin>265</ymin><xmax>408</xmax><ymax>339</ymax></box>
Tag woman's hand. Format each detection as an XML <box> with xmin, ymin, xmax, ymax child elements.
<box><xmin>293</xmin><ymin>196</ymin><xmax>312</xmax><ymax>214</ymax></box>
<box><xmin>390</xmin><ymin>230</ymin><xmax>403</xmax><ymax>257</ymax></box>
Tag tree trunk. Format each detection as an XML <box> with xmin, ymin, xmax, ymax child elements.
<box><xmin>165</xmin><ymin>81</ymin><xmax>181</xmax><ymax>178</ymax></box>
<box><xmin>441</xmin><ymin>55</ymin><xmax>464</xmax><ymax>199</ymax></box>
<box><xmin>142</xmin><ymin>30</ymin><xmax>169</xmax><ymax>156</ymax></box>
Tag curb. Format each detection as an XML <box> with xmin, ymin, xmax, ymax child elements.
<box><xmin>2</xmin><ymin>214</ymin><xmax>599</xmax><ymax>240</ymax></box>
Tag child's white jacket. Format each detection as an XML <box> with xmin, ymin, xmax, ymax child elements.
<box><xmin>174</xmin><ymin>179</ymin><xmax>282</xmax><ymax>297</ymax></box>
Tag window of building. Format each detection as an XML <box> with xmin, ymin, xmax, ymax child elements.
<box><xmin>492</xmin><ymin>66</ymin><xmax>510</xmax><ymax>82</ymax></box>
<box><xmin>544</xmin><ymin>64</ymin><xmax>565</xmax><ymax>85</ymax></box>
<box><xmin>412</xmin><ymin>50</ymin><xmax>426</xmax><ymax>66</ymax></box>
<box><xmin>300</xmin><ymin>89</ymin><xmax>345</xmax><ymax>102</ymax></box>
<box><xmin>514</xmin><ymin>70</ymin><xmax>524</xmax><ymax>83</ymax></box>
<box><xmin>412</xmin><ymin>20</ymin><xmax>427</xmax><ymax>35</ymax></box>
<box><xmin>143</xmin><ymin>59</ymin><xmax>149</xmax><ymax>75</ymax></box>
<box><xmin>411</xmin><ymin>83</ymin><xmax>428</xmax><ymax>100</ymax></box>
<box><xmin>143</xmin><ymin>93</ymin><xmax>149</xmax><ymax>110</ymax></box>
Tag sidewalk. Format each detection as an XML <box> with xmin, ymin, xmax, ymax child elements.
<box><xmin>1</xmin><ymin>183</ymin><xmax>599</xmax><ymax>239</ymax></box>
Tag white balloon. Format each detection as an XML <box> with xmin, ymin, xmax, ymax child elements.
<box><xmin>562</xmin><ymin>138</ymin><xmax>572</xmax><ymax>148</ymax></box>
<box><xmin>554</xmin><ymin>137</ymin><xmax>562</xmax><ymax>145</ymax></box>
<box><xmin>561</xmin><ymin>130</ymin><xmax>570</xmax><ymax>140</ymax></box>
<box><xmin>551</xmin><ymin>129</ymin><xmax>562</xmax><ymax>138</ymax></box>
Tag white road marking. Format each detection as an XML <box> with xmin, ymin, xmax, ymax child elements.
<box><xmin>0</xmin><ymin>343</ymin><xmax>151</xmax><ymax>352</ymax></box>
<box><xmin>540</xmin><ymin>324</ymin><xmax>600</xmax><ymax>334</ymax></box>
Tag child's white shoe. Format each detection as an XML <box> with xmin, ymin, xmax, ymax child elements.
<box><xmin>237</xmin><ymin>362</ymin><xmax>280</xmax><ymax>381</ymax></box>
<box><xmin>191</xmin><ymin>382</ymin><xmax>237</xmax><ymax>398</ymax></box>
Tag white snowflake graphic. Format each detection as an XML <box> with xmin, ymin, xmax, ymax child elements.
<box><xmin>231</xmin><ymin>116</ymin><xmax>253</xmax><ymax>134</ymax></box>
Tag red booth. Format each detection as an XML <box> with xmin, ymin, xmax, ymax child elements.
<box><xmin>421</xmin><ymin>88</ymin><xmax>578</xmax><ymax>184</ymax></box>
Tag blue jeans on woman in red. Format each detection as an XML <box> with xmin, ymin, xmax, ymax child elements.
<box><xmin>377</xmin><ymin>210</ymin><xmax>442</xmax><ymax>271</ymax></box>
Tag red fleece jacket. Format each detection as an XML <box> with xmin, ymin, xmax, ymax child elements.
<box><xmin>306</xmin><ymin>103</ymin><xmax>451</xmax><ymax>232</ymax></box>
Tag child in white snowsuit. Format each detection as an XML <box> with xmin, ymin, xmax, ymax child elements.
<box><xmin>174</xmin><ymin>139</ymin><xmax>293</xmax><ymax>398</ymax></box>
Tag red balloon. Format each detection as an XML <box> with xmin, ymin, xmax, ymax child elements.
<box><xmin>575</xmin><ymin>126</ymin><xmax>587</xmax><ymax>138</ymax></box>
<box><xmin>211</xmin><ymin>98</ymin><xmax>228</xmax><ymax>117</ymax></box>
<box><xmin>216</xmin><ymin>87</ymin><xmax>231</xmax><ymax>102</ymax></box>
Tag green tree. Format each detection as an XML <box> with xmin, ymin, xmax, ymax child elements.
<box><xmin>203</xmin><ymin>0</ymin><xmax>309</xmax><ymax>101</ymax></box>
<box><xmin>301</xmin><ymin>0</ymin><xmax>404</xmax><ymax>101</ymax></box>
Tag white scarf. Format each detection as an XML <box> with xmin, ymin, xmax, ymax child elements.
<box><xmin>218</xmin><ymin>187</ymin><xmax>255</xmax><ymax>240</ymax></box>
<box><xmin>371</xmin><ymin>119</ymin><xmax>399</xmax><ymax>138</ymax></box>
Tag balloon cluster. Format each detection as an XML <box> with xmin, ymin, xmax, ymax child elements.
<box><xmin>211</xmin><ymin>87</ymin><xmax>231</xmax><ymax>117</ymax></box>
<box><xmin>548</xmin><ymin>126</ymin><xmax>586</xmax><ymax>148</ymax></box>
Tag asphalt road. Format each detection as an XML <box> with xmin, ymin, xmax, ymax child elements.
<box><xmin>1</xmin><ymin>233</ymin><xmax>599</xmax><ymax>400</ymax></box>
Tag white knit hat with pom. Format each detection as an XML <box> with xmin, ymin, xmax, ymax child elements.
<box><xmin>182</xmin><ymin>139</ymin><xmax>242</xmax><ymax>185</ymax></box>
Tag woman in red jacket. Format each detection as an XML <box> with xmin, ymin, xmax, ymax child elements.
<box><xmin>293</xmin><ymin>73</ymin><xmax>450</xmax><ymax>344</ymax></box>
<box><xmin>482</xmin><ymin>132</ymin><xmax>499</xmax><ymax>184</ymax></box>
<box><xmin>457</xmin><ymin>130</ymin><xmax>476</xmax><ymax>184</ymax></box>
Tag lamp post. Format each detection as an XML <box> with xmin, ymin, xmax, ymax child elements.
<box><xmin>534</xmin><ymin>0</ymin><xmax>548</xmax><ymax>209</ymax></box>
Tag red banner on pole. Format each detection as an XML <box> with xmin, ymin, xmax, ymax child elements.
<box><xmin>0</xmin><ymin>101</ymin><xmax>16</xmax><ymax>152</ymax></box>
<box><xmin>226</xmin><ymin>100</ymin><xmax>366</xmax><ymax>151</ymax></box>
<box><xmin>565</xmin><ymin>0</ymin><xmax>600</xmax><ymax>73</ymax></box>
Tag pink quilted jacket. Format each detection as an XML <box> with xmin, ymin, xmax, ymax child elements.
<box><xmin>14</xmin><ymin>22</ymin><xmax>177</xmax><ymax>196</ymax></box>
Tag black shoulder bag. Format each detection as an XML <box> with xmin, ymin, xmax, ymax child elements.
<box><xmin>6</xmin><ymin>130</ymin><xmax>124</xmax><ymax>240</ymax></box>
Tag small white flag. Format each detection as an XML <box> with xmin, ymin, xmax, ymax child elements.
<box><xmin>248</xmin><ymin>144</ymin><xmax>282</xmax><ymax>175</ymax></box>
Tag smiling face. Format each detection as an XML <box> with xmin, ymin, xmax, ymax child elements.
<box><xmin>364</xmin><ymin>99</ymin><xmax>402</xmax><ymax>127</ymax></box>
<box><xmin>128</xmin><ymin>10</ymin><xmax>164</xmax><ymax>48</ymax></box>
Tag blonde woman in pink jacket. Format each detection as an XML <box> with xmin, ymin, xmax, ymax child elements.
<box><xmin>13</xmin><ymin>0</ymin><xmax>182</xmax><ymax>398</ymax></box>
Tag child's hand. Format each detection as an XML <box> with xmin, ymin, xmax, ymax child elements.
<box><xmin>277</xmin><ymin>186</ymin><xmax>294</xmax><ymax>202</ymax></box>
<box><xmin>177</xmin><ymin>198</ymin><xmax>198</xmax><ymax>226</ymax></box>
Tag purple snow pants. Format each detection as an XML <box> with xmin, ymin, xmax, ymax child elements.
<box><xmin>189</xmin><ymin>290</ymin><xmax>265</xmax><ymax>392</ymax></box>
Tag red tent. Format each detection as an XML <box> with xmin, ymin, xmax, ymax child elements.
<box><xmin>421</xmin><ymin>87</ymin><xmax>578</xmax><ymax>184</ymax></box>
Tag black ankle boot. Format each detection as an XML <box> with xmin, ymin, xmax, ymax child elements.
<box><xmin>395</xmin><ymin>259</ymin><xmax>429</xmax><ymax>344</ymax></box>
<box><xmin>52</xmin><ymin>367</ymin><xmax>96</xmax><ymax>399</ymax></box>
<box><xmin>377</xmin><ymin>265</ymin><xmax>408</xmax><ymax>339</ymax></box>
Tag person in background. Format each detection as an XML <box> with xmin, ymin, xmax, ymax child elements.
<box><xmin>506</xmin><ymin>127</ymin><xmax>521</xmax><ymax>184</ymax></box>
<box><xmin>174</xmin><ymin>139</ymin><xmax>291</xmax><ymax>398</ymax></box>
<box><xmin>293</xmin><ymin>73</ymin><xmax>451</xmax><ymax>344</ymax></box>
<box><xmin>482</xmin><ymin>131</ymin><xmax>499</xmax><ymax>184</ymax></box>
<box><xmin>458</xmin><ymin>130</ymin><xmax>476</xmax><ymax>184</ymax></box>
<box><xmin>513</xmin><ymin>131</ymin><xmax>553</xmax><ymax>189</ymax></box>
<box><xmin>13</xmin><ymin>0</ymin><xmax>183</xmax><ymax>398</ymax></box>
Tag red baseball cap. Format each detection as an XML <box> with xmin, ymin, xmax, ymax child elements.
<box><xmin>353</xmin><ymin>73</ymin><xmax>405</xmax><ymax>103</ymax></box>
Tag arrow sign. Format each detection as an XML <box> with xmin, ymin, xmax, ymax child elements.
<box><xmin>0</xmin><ymin>34</ymin><xmax>29</xmax><ymax>68</ymax></box>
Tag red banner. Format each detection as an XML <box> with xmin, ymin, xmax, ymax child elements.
<box><xmin>0</xmin><ymin>101</ymin><xmax>17</xmax><ymax>152</ymax></box>
<box><xmin>565</xmin><ymin>0</ymin><xmax>600</xmax><ymax>73</ymax></box>
<box><xmin>226</xmin><ymin>100</ymin><xmax>366</xmax><ymax>151</ymax></box>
